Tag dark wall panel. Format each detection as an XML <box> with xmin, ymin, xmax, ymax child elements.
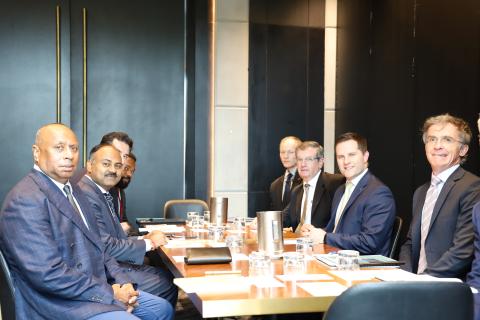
<box><xmin>249</xmin><ymin>0</ymin><xmax>325</xmax><ymax>216</ymax></box>
<box><xmin>336</xmin><ymin>0</ymin><xmax>480</xmax><ymax>246</ymax></box>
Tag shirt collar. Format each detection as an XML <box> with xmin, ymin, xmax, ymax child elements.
<box><xmin>434</xmin><ymin>164</ymin><xmax>460</xmax><ymax>184</ymax></box>
<box><xmin>85</xmin><ymin>175</ymin><xmax>109</xmax><ymax>194</ymax></box>
<box><xmin>33</xmin><ymin>164</ymin><xmax>72</xmax><ymax>195</ymax></box>
<box><xmin>349</xmin><ymin>168</ymin><xmax>369</xmax><ymax>187</ymax></box>
<box><xmin>285</xmin><ymin>168</ymin><xmax>297</xmax><ymax>177</ymax></box>
<box><xmin>305</xmin><ymin>169</ymin><xmax>322</xmax><ymax>187</ymax></box>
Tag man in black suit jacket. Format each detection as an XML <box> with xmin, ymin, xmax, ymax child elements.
<box><xmin>400</xmin><ymin>114</ymin><xmax>480</xmax><ymax>278</ymax></box>
<box><xmin>283</xmin><ymin>141</ymin><xmax>344</xmax><ymax>232</ymax></box>
<box><xmin>270</xmin><ymin>136</ymin><xmax>303</xmax><ymax>210</ymax></box>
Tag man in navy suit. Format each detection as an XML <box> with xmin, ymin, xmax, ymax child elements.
<box><xmin>0</xmin><ymin>123</ymin><xmax>173</xmax><ymax>320</ymax></box>
<box><xmin>400</xmin><ymin>114</ymin><xmax>480</xmax><ymax>278</ymax></box>
<box><xmin>301</xmin><ymin>133</ymin><xmax>396</xmax><ymax>256</ymax></box>
<box><xmin>78</xmin><ymin>144</ymin><xmax>178</xmax><ymax>306</ymax></box>
<box><xmin>269</xmin><ymin>136</ymin><xmax>303</xmax><ymax>210</ymax></box>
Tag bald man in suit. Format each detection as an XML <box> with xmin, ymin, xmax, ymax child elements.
<box><xmin>0</xmin><ymin>124</ymin><xmax>172</xmax><ymax>320</ymax></box>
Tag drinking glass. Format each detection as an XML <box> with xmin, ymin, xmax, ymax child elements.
<box><xmin>208</xmin><ymin>225</ymin><xmax>225</xmax><ymax>242</ymax></box>
<box><xmin>186</xmin><ymin>211</ymin><xmax>199</xmax><ymax>227</ymax></box>
<box><xmin>296</xmin><ymin>237</ymin><xmax>314</xmax><ymax>256</ymax></box>
<box><xmin>248</xmin><ymin>251</ymin><xmax>273</xmax><ymax>277</ymax></box>
<box><xmin>283</xmin><ymin>252</ymin><xmax>307</xmax><ymax>275</ymax></box>
<box><xmin>337</xmin><ymin>250</ymin><xmax>360</xmax><ymax>271</ymax></box>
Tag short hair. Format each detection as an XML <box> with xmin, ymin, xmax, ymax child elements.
<box><xmin>335</xmin><ymin>132</ymin><xmax>368</xmax><ymax>153</ymax></box>
<box><xmin>88</xmin><ymin>143</ymin><xmax>118</xmax><ymax>160</ymax></box>
<box><xmin>422</xmin><ymin>114</ymin><xmax>472</xmax><ymax>145</ymax></box>
<box><xmin>100</xmin><ymin>132</ymin><xmax>133</xmax><ymax>150</ymax></box>
<box><xmin>127</xmin><ymin>152</ymin><xmax>137</xmax><ymax>162</ymax></box>
<box><xmin>280</xmin><ymin>136</ymin><xmax>302</xmax><ymax>148</ymax></box>
<box><xmin>422</xmin><ymin>114</ymin><xmax>471</xmax><ymax>164</ymax></box>
<box><xmin>296</xmin><ymin>141</ymin><xmax>324</xmax><ymax>159</ymax></box>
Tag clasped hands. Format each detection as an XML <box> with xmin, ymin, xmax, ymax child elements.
<box><xmin>143</xmin><ymin>230</ymin><xmax>168</xmax><ymax>249</ymax></box>
<box><xmin>300</xmin><ymin>224</ymin><xmax>326</xmax><ymax>244</ymax></box>
<box><xmin>112</xmin><ymin>283</ymin><xmax>139</xmax><ymax>313</ymax></box>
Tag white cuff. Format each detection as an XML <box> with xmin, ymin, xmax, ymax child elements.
<box><xmin>144</xmin><ymin>239</ymin><xmax>153</xmax><ymax>252</ymax></box>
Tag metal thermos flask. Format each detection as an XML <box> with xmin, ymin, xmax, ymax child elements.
<box><xmin>209</xmin><ymin>197</ymin><xmax>228</xmax><ymax>225</ymax></box>
<box><xmin>257</xmin><ymin>211</ymin><xmax>284</xmax><ymax>257</ymax></box>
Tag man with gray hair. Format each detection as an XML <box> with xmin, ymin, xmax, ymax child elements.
<box><xmin>283</xmin><ymin>140</ymin><xmax>344</xmax><ymax>233</ymax></box>
<box><xmin>400</xmin><ymin>114</ymin><xmax>480</xmax><ymax>278</ymax></box>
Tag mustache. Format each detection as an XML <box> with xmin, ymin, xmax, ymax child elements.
<box><xmin>105</xmin><ymin>172</ymin><xmax>118</xmax><ymax>178</ymax></box>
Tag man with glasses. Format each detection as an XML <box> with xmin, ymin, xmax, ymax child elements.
<box><xmin>301</xmin><ymin>133</ymin><xmax>396</xmax><ymax>255</ymax></box>
<box><xmin>270</xmin><ymin>136</ymin><xmax>303</xmax><ymax>210</ymax></box>
<box><xmin>283</xmin><ymin>141</ymin><xmax>344</xmax><ymax>232</ymax></box>
<box><xmin>400</xmin><ymin>114</ymin><xmax>480</xmax><ymax>278</ymax></box>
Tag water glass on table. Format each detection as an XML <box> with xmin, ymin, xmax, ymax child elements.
<box><xmin>203</xmin><ymin>210</ymin><xmax>211</xmax><ymax>227</ymax></box>
<box><xmin>248</xmin><ymin>251</ymin><xmax>273</xmax><ymax>277</ymax></box>
<box><xmin>295</xmin><ymin>237</ymin><xmax>314</xmax><ymax>256</ymax></box>
<box><xmin>186</xmin><ymin>211</ymin><xmax>199</xmax><ymax>227</ymax></box>
<box><xmin>283</xmin><ymin>252</ymin><xmax>307</xmax><ymax>276</ymax></box>
<box><xmin>337</xmin><ymin>250</ymin><xmax>360</xmax><ymax>271</ymax></box>
<box><xmin>208</xmin><ymin>225</ymin><xmax>225</xmax><ymax>242</ymax></box>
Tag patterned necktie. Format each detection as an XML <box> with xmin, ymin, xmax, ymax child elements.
<box><xmin>103</xmin><ymin>192</ymin><xmax>117</xmax><ymax>219</ymax></box>
<box><xmin>64</xmin><ymin>185</ymin><xmax>88</xmax><ymax>228</ymax></box>
<box><xmin>295</xmin><ymin>183</ymin><xmax>310</xmax><ymax>234</ymax></box>
<box><xmin>417</xmin><ymin>175</ymin><xmax>442</xmax><ymax>274</ymax></box>
<box><xmin>282</xmin><ymin>172</ymin><xmax>293</xmax><ymax>205</ymax></box>
<box><xmin>333</xmin><ymin>181</ymin><xmax>354</xmax><ymax>233</ymax></box>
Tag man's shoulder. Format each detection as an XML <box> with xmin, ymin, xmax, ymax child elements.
<box><xmin>270</xmin><ymin>175</ymin><xmax>284</xmax><ymax>189</ymax></box>
<box><xmin>453</xmin><ymin>167</ymin><xmax>480</xmax><ymax>186</ymax></box>
<box><xmin>322</xmin><ymin>172</ymin><xmax>345</xmax><ymax>185</ymax></box>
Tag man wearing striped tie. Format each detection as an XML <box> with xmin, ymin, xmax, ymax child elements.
<box><xmin>400</xmin><ymin>114</ymin><xmax>480</xmax><ymax>278</ymax></box>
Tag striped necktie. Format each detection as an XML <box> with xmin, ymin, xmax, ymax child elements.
<box><xmin>333</xmin><ymin>181</ymin><xmax>354</xmax><ymax>233</ymax></box>
<box><xmin>417</xmin><ymin>175</ymin><xmax>442</xmax><ymax>274</ymax></box>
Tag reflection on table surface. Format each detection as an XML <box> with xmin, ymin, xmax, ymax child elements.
<box><xmin>155</xmin><ymin>224</ymin><xmax>369</xmax><ymax>318</ymax></box>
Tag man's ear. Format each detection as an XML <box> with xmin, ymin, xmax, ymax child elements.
<box><xmin>32</xmin><ymin>145</ymin><xmax>39</xmax><ymax>164</ymax></box>
<box><xmin>86</xmin><ymin>160</ymin><xmax>93</xmax><ymax>174</ymax></box>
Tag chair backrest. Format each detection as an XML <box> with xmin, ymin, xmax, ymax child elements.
<box><xmin>323</xmin><ymin>281</ymin><xmax>473</xmax><ymax>320</ymax></box>
<box><xmin>389</xmin><ymin>216</ymin><xmax>403</xmax><ymax>259</ymax></box>
<box><xmin>0</xmin><ymin>247</ymin><xmax>16</xmax><ymax>319</ymax></box>
<box><xmin>164</xmin><ymin>199</ymin><xmax>209</xmax><ymax>219</ymax></box>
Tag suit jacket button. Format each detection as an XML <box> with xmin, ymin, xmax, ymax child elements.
<box><xmin>76</xmin><ymin>263</ymin><xmax>83</xmax><ymax>269</ymax></box>
<box><xmin>70</xmin><ymin>243</ymin><xmax>75</xmax><ymax>248</ymax></box>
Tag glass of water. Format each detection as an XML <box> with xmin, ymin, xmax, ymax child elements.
<box><xmin>186</xmin><ymin>211</ymin><xmax>199</xmax><ymax>227</ymax></box>
<box><xmin>337</xmin><ymin>250</ymin><xmax>360</xmax><ymax>271</ymax></box>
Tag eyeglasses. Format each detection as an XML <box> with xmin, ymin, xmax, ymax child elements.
<box><xmin>297</xmin><ymin>157</ymin><xmax>320</xmax><ymax>164</ymax></box>
<box><xmin>425</xmin><ymin>136</ymin><xmax>464</xmax><ymax>146</ymax></box>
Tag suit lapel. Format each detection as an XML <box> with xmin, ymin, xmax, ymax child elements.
<box><xmin>310</xmin><ymin>173</ymin><xmax>326</xmax><ymax>218</ymax></box>
<box><xmin>412</xmin><ymin>184</ymin><xmax>428</xmax><ymax>254</ymax></box>
<box><xmin>29</xmin><ymin>170</ymin><xmax>101</xmax><ymax>250</ymax></box>
<box><xmin>342</xmin><ymin>172</ymin><xmax>370</xmax><ymax>214</ymax></box>
<box><xmin>428</xmin><ymin>167</ymin><xmax>464</xmax><ymax>231</ymax></box>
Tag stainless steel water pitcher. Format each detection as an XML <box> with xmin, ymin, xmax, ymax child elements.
<box><xmin>209</xmin><ymin>197</ymin><xmax>228</xmax><ymax>225</ymax></box>
<box><xmin>257</xmin><ymin>211</ymin><xmax>284</xmax><ymax>257</ymax></box>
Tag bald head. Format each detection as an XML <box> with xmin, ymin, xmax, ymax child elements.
<box><xmin>33</xmin><ymin>124</ymin><xmax>79</xmax><ymax>184</ymax></box>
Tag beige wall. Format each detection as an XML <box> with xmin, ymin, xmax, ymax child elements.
<box><xmin>212</xmin><ymin>0</ymin><xmax>249</xmax><ymax>217</ymax></box>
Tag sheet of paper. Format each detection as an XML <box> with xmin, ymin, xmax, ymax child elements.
<box><xmin>141</xmin><ymin>224</ymin><xmax>185</xmax><ymax>233</ymax></box>
<box><xmin>297</xmin><ymin>282</ymin><xmax>347</xmax><ymax>297</ymax></box>
<box><xmin>284</xmin><ymin>239</ymin><xmax>298</xmax><ymax>245</ymax></box>
<box><xmin>276</xmin><ymin>273</ymin><xmax>333</xmax><ymax>282</ymax></box>
<box><xmin>232</xmin><ymin>253</ymin><xmax>249</xmax><ymax>261</ymax></box>
<box><xmin>328</xmin><ymin>270</ymin><xmax>380</xmax><ymax>281</ymax></box>
<box><xmin>249</xmin><ymin>276</ymin><xmax>286</xmax><ymax>288</ymax></box>
<box><xmin>373</xmin><ymin>269</ymin><xmax>462</xmax><ymax>282</ymax></box>
<box><xmin>174</xmin><ymin>275</ymin><xmax>250</xmax><ymax>294</ymax></box>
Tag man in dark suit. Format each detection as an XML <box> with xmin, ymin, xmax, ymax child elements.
<box><xmin>78</xmin><ymin>144</ymin><xmax>178</xmax><ymax>307</ymax></box>
<box><xmin>115</xmin><ymin>152</ymin><xmax>137</xmax><ymax>233</ymax></box>
<box><xmin>269</xmin><ymin>136</ymin><xmax>303</xmax><ymax>210</ymax></box>
<box><xmin>0</xmin><ymin>123</ymin><xmax>172</xmax><ymax>320</ymax></box>
<box><xmin>283</xmin><ymin>141</ymin><xmax>344</xmax><ymax>232</ymax></box>
<box><xmin>400</xmin><ymin>114</ymin><xmax>480</xmax><ymax>278</ymax></box>
<box><xmin>301</xmin><ymin>133</ymin><xmax>396</xmax><ymax>256</ymax></box>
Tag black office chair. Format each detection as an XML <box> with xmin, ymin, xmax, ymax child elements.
<box><xmin>323</xmin><ymin>281</ymin><xmax>473</xmax><ymax>320</ymax></box>
<box><xmin>389</xmin><ymin>216</ymin><xmax>403</xmax><ymax>259</ymax></box>
<box><xmin>163</xmin><ymin>199</ymin><xmax>209</xmax><ymax>219</ymax></box>
<box><xmin>0</xmin><ymin>248</ymin><xmax>16</xmax><ymax>319</ymax></box>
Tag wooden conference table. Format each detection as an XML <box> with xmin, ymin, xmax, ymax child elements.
<box><xmin>156</xmin><ymin>225</ymin><xmax>373</xmax><ymax>318</ymax></box>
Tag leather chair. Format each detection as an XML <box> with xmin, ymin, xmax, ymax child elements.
<box><xmin>163</xmin><ymin>199</ymin><xmax>209</xmax><ymax>219</ymax></box>
<box><xmin>389</xmin><ymin>216</ymin><xmax>403</xmax><ymax>259</ymax></box>
<box><xmin>0</xmin><ymin>247</ymin><xmax>16</xmax><ymax>319</ymax></box>
<box><xmin>323</xmin><ymin>281</ymin><xmax>473</xmax><ymax>320</ymax></box>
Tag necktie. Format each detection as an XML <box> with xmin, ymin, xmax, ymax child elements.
<box><xmin>63</xmin><ymin>185</ymin><xmax>88</xmax><ymax>228</ymax></box>
<box><xmin>333</xmin><ymin>181</ymin><xmax>354</xmax><ymax>233</ymax></box>
<box><xmin>295</xmin><ymin>184</ymin><xmax>310</xmax><ymax>234</ymax></box>
<box><xmin>282</xmin><ymin>173</ymin><xmax>293</xmax><ymax>205</ymax></box>
<box><xmin>104</xmin><ymin>192</ymin><xmax>118</xmax><ymax>219</ymax></box>
<box><xmin>417</xmin><ymin>175</ymin><xmax>442</xmax><ymax>274</ymax></box>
